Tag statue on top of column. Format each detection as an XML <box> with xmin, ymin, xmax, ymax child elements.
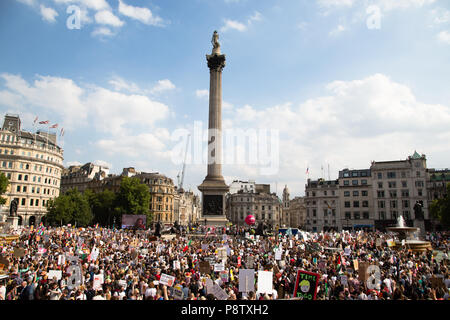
<box><xmin>211</xmin><ymin>30</ymin><xmax>220</xmax><ymax>54</ymax></box>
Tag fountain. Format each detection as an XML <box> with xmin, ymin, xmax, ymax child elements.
<box><xmin>386</xmin><ymin>215</ymin><xmax>432</xmax><ymax>252</ymax></box>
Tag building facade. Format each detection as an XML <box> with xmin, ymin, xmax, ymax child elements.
<box><xmin>304</xmin><ymin>178</ymin><xmax>339</xmax><ymax>232</ymax></box>
<box><xmin>173</xmin><ymin>189</ymin><xmax>201</xmax><ymax>226</ymax></box>
<box><xmin>226</xmin><ymin>189</ymin><xmax>281</xmax><ymax>228</ymax></box>
<box><xmin>427</xmin><ymin>168</ymin><xmax>450</xmax><ymax>201</ymax></box>
<box><xmin>338</xmin><ymin>168</ymin><xmax>374</xmax><ymax>231</ymax></box>
<box><xmin>61</xmin><ymin>162</ymin><xmax>109</xmax><ymax>194</ymax></box>
<box><xmin>0</xmin><ymin>114</ymin><xmax>64</xmax><ymax>226</ymax></box>
<box><xmin>370</xmin><ymin>152</ymin><xmax>430</xmax><ymax>231</ymax></box>
<box><xmin>229</xmin><ymin>180</ymin><xmax>256</xmax><ymax>194</ymax></box>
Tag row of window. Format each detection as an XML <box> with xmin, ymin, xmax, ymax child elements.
<box><xmin>343</xmin><ymin>179</ymin><xmax>368</xmax><ymax>186</ymax></box>
<box><xmin>377</xmin><ymin>200</ymin><xmax>411</xmax><ymax>209</ymax></box>
<box><xmin>149</xmin><ymin>204</ymin><xmax>173</xmax><ymax>211</ymax></box>
<box><xmin>306</xmin><ymin>209</ymin><xmax>336</xmax><ymax>217</ymax></box>
<box><xmin>306</xmin><ymin>190</ymin><xmax>336</xmax><ymax>197</ymax></box>
<box><xmin>377</xmin><ymin>189</ymin><xmax>423</xmax><ymax>197</ymax></box>
<box><xmin>238</xmin><ymin>213</ymin><xmax>273</xmax><ymax>220</ymax></box>
<box><xmin>15</xmin><ymin>197</ymin><xmax>48</xmax><ymax>207</ymax></box>
<box><xmin>343</xmin><ymin>190</ymin><xmax>369</xmax><ymax>197</ymax></box>
<box><xmin>16</xmin><ymin>185</ymin><xmax>56</xmax><ymax>195</ymax></box>
<box><xmin>374</xmin><ymin>169</ymin><xmax>422</xmax><ymax>180</ymax></box>
<box><xmin>306</xmin><ymin>219</ymin><xmax>337</xmax><ymax>225</ymax></box>
<box><xmin>1</xmin><ymin>160</ymin><xmax>60</xmax><ymax>176</ymax></box>
<box><xmin>344</xmin><ymin>201</ymin><xmax>370</xmax><ymax>208</ymax></box>
<box><xmin>378</xmin><ymin>211</ymin><xmax>411</xmax><ymax>220</ymax></box>
<box><xmin>0</xmin><ymin>146</ymin><xmax>61</xmax><ymax>164</ymax></box>
<box><xmin>344</xmin><ymin>211</ymin><xmax>370</xmax><ymax>220</ymax></box>
<box><xmin>233</xmin><ymin>205</ymin><xmax>279</xmax><ymax>211</ymax></box>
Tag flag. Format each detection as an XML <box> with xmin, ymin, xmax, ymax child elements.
<box><xmin>50</xmin><ymin>123</ymin><xmax>58</xmax><ymax>129</ymax></box>
<box><xmin>33</xmin><ymin>116</ymin><xmax>38</xmax><ymax>125</ymax></box>
<box><xmin>183</xmin><ymin>240</ymin><xmax>192</xmax><ymax>252</ymax></box>
<box><xmin>60</xmin><ymin>128</ymin><xmax>64</xmax><ymax>136</ymax></box>
<box><xmin>305</xmin><ymin>167</ymin><xmax>309</xmax><ymax>174</ymax></box>
<box><xmin>39</xmin><ymin>120</ymin><xmax>49</xmax><ymax>124</ymax></box>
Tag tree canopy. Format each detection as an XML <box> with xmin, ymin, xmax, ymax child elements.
<box><xmin>0</xmin><ymin>172</ymin><xmax>10</xmax><ymax>205</ymax></box>
<box><xmin>46</xmin><ymin>188</ymin><xmax>93</xmax><ymax>227</ymax></box>
<box><xmin>429</xmin><ymin>183</ymin><xmax>450</xmax><ymax>229</ymax></box>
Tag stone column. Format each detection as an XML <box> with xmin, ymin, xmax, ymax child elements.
<box><xmin>198</xmin><ymin>31</ymin><xmax>230</xmax><ymax>226</ymax></box>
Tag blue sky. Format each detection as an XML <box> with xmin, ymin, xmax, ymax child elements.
<box><xmin>1</xmin><ymin>0</ymin><xmax>450</xmax><ymax>197</ymax></box>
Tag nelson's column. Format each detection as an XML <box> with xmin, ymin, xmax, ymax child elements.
<box><xmin>198</xmin><ymin>31</ymin><xmax>229</xmax><ymax>226</ymax></box>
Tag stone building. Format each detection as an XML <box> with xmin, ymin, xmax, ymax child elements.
<box><xmin>137</xmin><ymin>172</ymin><xmax>175</xmax><ymax>225</ymax></box>
<box><xmin>427</xmin><ymin>168</ymin><xmax>450</xmax><ymax>201</ymax></box>
<box><xmin>226</xmin><ymin>187</ymin><xmax>281</xmax><ymax>229</ymax></box>
<box><xmin>338</xmin><ymin>168</ymin><xmax>374</xmax><ymax>231</ymax></box>
<box><xmin>229</xmin><ymin>180</ymin><xmax>256</xmax><ymax>194</ymax></box>
<box><xmin>304</xmin><ymin>178</ymin><xmax>339</xmax><ymax>232</ymax></box>
<box><xmin>173</xmin><ymin>189</ymin><xmax>201</xmax><ymax>226</ymax></box>
<box><xmin>61</xmin><ymin>162</ymin><xmax>109</xmax><ymax>194</ymax></box>
<box><xmin>370</xmin><ymin>152</ymin><xmax>430</xmax><ymax>231</ymax></box>
<box><xmin>0</xmin><ymin>114</ymin><xmax>64</xmax><ymax>226</ymax></box>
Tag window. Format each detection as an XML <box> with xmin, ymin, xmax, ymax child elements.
<box><xmin>16</xmin><ymin>185</ymin><xmax>20</xmax><ymax>192</ymax></box>
<box><xmin>23</xmin><ymin>186</ymin><xmax>27</xmax><ymax>192</ymax></box>
<box><xmin>313</xmin><ymin>209</ymin><xmax>316</xmax><ymax>217</ymax></box>
<box><xmin>353</xmin><ymin>191</ymin><xmax>359</xmax><ymax>197</ymax></box>
<box><xmin>387</xmin><ymin>172</ymin><xmax>396</xmax><ymax>179</ymax></box>
<box><xmin>354</xmin><ymin>212</ymin><xmax>360</xmax><ymax>220</ymax></box>
<box><xmin>18</xmin><ymin>174</ymin><xmax>22</xmax><ymax>181</ymax></box>
<box><xmin>380</xmin><ymin>211</ymin><xmax>386</xmax><ymax>220</ymax></box>
<box><xmin>343</xmin><ymin>172</ymin><xmax>350</xmax><ymax>178</ymax></box>
<box><xmin>353</xmin><ymin>201</ymin><xmax>360</xmax><ymax>208</ymax></box>
<box><xmin>363</xmin><ymin>212</ymin><xmax>369</xmax><ymax>219</ymax></box>
<box><xmin>30</xmin><ymin>199</ymin><xmax>34</xmax><ymax>206</ymax></box>
<box><xmin>377</xmin><ymin>191</ymin><xmax>385</xmax><ymax>198</ymax></box>
<box><xmin>401</xmin><ymin>190</ymin><xmax>409</xmax><ymax>197</ymax></box>
<box><xmin>352</xmin><ymin>180</ymin><xmax>358</xmax><ymax>186</ymax></box>
<box><xmin>402</xmin><ymin>181</ymin><xmax>407</xmax><ymax>188</ymax></box>
<box><xmin>345</xmin><ymin>212</ymin><xmax>351</xmax><ymax>219</ymax></box>
<box><xmin>378</xmin><ymin>200</ymin><xmax>385</xmax><ymax>208</ymax></box>
<box><xmin>361</xmin><ymin>179</ymin><xmax>367</xmax><ymax>185</ymax></box>
<box><xmin>389</xmin><ymin>191</ymin><xmax>397</xmax><ymax>198</ymax></box>
<box><xmin>388</xmin><ymin>181</ymin><xmax>396</xmax><ymax>188</ymax></box>
<box><xmin>344</xmin><ymin>180</ymin><xmax>349</xmax><ymax>186</ymax></box>
<box><xmin>345</xmin><ymin>201</ymin><xmax>351</xmax><ymax>208</ymax></box>
<box><xmin>324</xmin><ymin>191</ymin><xmax>327</xmax><ymax>196</ymax></box>
<box><xmin>402</xmin><ymin>200</ymin><xmax>409</xmax><ymax>208</ymax></box>
<box><xmin>390</xmin><ymin>200</ymin><xmax>397</xmax><ymax>208</ymax></box>
<box><xmin>416</xmin><ymin>171</ymin><xmax>421</xmax><ymax>177</ymax></box>
<box><xmin>378</xmin><ymin>182</ymin><xmax>383</xmax><ymax>189</ymax></box>
<box><xmin>344</xmin><ymin>191</ymin><xmax>350</xmax><ymax>197</ymax></box>
<box><xmin>418</xmin><ymin>189</ymin><xmax>423</xmax><ymax>196</ymax></box>
<box><xmin>362</xmin><ymin>190</ymin><xmax>368</xmax><ymax>196</ymax></box>
<box><xmin>377</xmin><ymin>172</ymin><xmax>382</xmax><ymax>179</ymax></box>
<box><xmin>21</xmin><ymin>198</ymin><xmax>25</xmax><ymax>206</ymax></box>
<box><xmin>35</xmin><ymin>199</ymin><xmax>39</xmax><ymax>206</ymax></box>
<box><xmin>362</xmin><ymin>201</ymin><xmax>369</xmax><ymax>207</ymax></box>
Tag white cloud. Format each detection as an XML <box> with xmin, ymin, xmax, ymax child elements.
<box><xmin>317</xmin><ymin>0</ymin><xmax>355</xmax><ymax>8</ymax></box>
<box><xmin>224</xmin><ymin>73</ymin><xmax>450</xmax><ymax>194</ymax></box>
<box><xmin>0</xmin><ymin>73</ymin><xmax>171</xmax><ymax>135</ymax></box>
<box><xmin>95</xmin><ymin>10</ymin><xmax>124</xmax><ymax>27</ymax></box>
<box><xmin>431</xmin><ymin>8</ymin><xmax>450</xmax><ymax>24</ymax></box>
<box><xmin>220</xmin><ymin>19</ymin><xmax>247</xmax><ymax>32</ymax></box>
<box><xmin>437</xmin><ymin>30</ymin><xmax>450</xmax><ymax>44</ymax></box>
<box><xmin>150</xmin><ymin>79</ymin><xmax>176</xmax><ymax>95</ymax></box>
<box><xmin>195</xmin><ymin>89</ymin><xmax>209</xmax><ymax>99</ymax></box>
<box><xmin>93</xmin><ymin>159</ymin><xmax>112</xmax><ymax>168</ymax></box>
<box><xmin>220</xmin><ymin>11</ymin><xmax>262</xmax><ymax>32</ymax></box>
<box><xmin>375</xmin><ymin>0</ymin><xmax>436</xmax><ymax>11</ymax></box>
<box><xmin>52</xmin><ymin>0</ymin><xmax>110</xmax><ymax>11</ymax></box>
<box><xmin>66</xmin><ymin>161</ymin><xmax>83</xmax><ymax>166</ymax></box>
<box><xmin>108</xmin><ymin>76</ymin><xmax>141</xmax><ymax>93</ymax></box>
<box><xmin>40</xmin><ymin>5</ymin><xmax>59</xmax><ymax>23</ymax></box>
<box><xmin>329</xmin><ymin>24</ymin><xmax>346</xmax><ymax>36</ymax></box>
<box><xmin>91</xmin><ymin>27</ymin><xmax>115</xmax><ymax>37</ymax></box>
<box><xmin>118</xmin><ymin>0</ymin><xmax>163</xmax><ymax>26</ymax></box>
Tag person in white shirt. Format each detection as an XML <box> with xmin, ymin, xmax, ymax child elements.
<box><xmin>92</xmin><ymin>290</ymin><xmax>106</xmax><ymax>300</ymax></box>
<box><xmin>145</xmin><ymin>282</ymin><xmax>157</xmax><ymax>300</ymax></box>
<box><xmin>0</xmin><ymin>284</ymin><xmax>6</xmax><ymax>300</ymax></box>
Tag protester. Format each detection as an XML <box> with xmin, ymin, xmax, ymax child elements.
<box><xmin>0</xmin><ymin>224</ymin><xmax>448</xmax><ymax>300</ymax></box>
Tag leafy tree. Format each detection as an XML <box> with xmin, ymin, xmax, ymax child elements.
<box><xmin>0</xmin><ymin>172</ymin><xmax>10</xmax><ymax>205</ymax></box>
<box><xmin>115</xmin><ymin>176</ymin><xmax>151</xmax><ymax>225</ymax></box>
<box><xmin>45</xmin><ymin>188</ymin><xmax>93</xmax><ymax>227</ymax></box>
<box><xmin>85</xmin><ymin>189</ymin><xmax>117</xmax><ymax>226</ymax></box>
<box><xmin>429</xmin><ymin>183</ymin><xmax>450</xmax><ymax>228</ymax></box>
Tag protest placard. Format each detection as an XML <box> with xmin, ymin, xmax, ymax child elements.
<box><xmin>13</xmin><ymin>248</ymin><xmax>26</xmax><ymax>258</ymax></box>
<box><xmin>353</xmin><ymin>259</ymin><xmax>359</xmax><ymax>271</ymax></box>
<box><xmin>376</xmin><ymin>238</ymin><xmax>382</xmax><ymax>247</ymax></box>
<box><xmin>340</xmin><ymin>275</ymin><xmax>348</xmax><ymax>287</ymax></box>
<box><xmin>358</xmin><ymin>261</ymin><xmax>370</xmax><ymax>283</ymax></box>
<box><xmin>431</xmin><ymin>276</ymin><xmax>446</xmax><ymax>289</ymax></box>
<box><xmin>220</xmin><ymin>270</ymin><xmax>229</xmax><ymax>283</ymax></box>
<box><xmin>93</xmin><ymin>274</ymin><xmax>104</xmax><ymax>290</ymax></box>
<box><xmin>160</xmin><ymin>273</ymin><xmax>175</xmax><ymax>287</ymax></box>
<box><xmin>201</xmin><ymin>244</ymin><xmax>209</xmax><ymax>251</ymax></box>
<box><xmin>199</xmin><ymin>261</ymin><xmax>210</xmax><ymax>274</ymax></box>
<box><xmin>214</xmin><ymin>263</ymin><xmax>225</xmax><ymax>272</ymax></box>
<box><xmin>211</xmin><ymin>283</ymin><xmax>229</xmax><ymax>300</ymax></box>
<box><xmin>238</xmin><ymin>269</ymin><xmax>255</xmax><ymax>293</ymax></box>
<box><xmin>48</xmin><ymin>270</ymin><xmax>62</xmax><ymax>281</ymax></box>
<box><xmin>275</xmin><ymin>249</ymin><xmax>282</xmax><ymax>261</ymax></box>
<box><xmin>293</xmin><ymin>270</ymin><xmax>320</xmax><ymax>300</ymax></box>
<box><xmin>257</xmin><ymin>271</ymin><xmax>273</xmax><ymax>294</ymax></box>
<box><xmin>173</xmin><ymin>284</ymin><xmax>184</xmax><ymax>300</ymax></box>
<box><xmin>344</xmin><ymin>247</ymin><xmax>351</xmax><ymax>256</ymax></box>
<box><xmin>246</xmin><ymin>256</ymin><xmax>255</xmax><ymax>269</ymax></box>
<box><xmin>173</xmin><ymin>260</ymin><xmax>181</xmax><ymax>270</ymax></box>
<box><xmin>118</xmin><ymin>280</ymin><xmax>127</xmax><ymax>289</ymax></box>
<box><xmin>386</xmin><ymin>239</ymin><xmax>395</xmax><ymax>247</ymax></box>
<box><xmin>0</xmin><ymin>256</ymin><xmax>9</xmax><ymax>269</ymax></box>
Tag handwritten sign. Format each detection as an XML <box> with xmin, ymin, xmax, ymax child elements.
<box><xmin>293</xmin><ymin>270</ymin><xmax>320</xmax><ymax>300</ymax></box>
<box><xmin>93</xmin><ymin>274</ymin><xmax>104</xmax><ymax>290</ymax></box>
<box><xmin>257</xmin><ymin>271</ymin><xmax>273</xmax><ymax>294</ymax></box>
<box><xmin>160</xmin><ymin>273</ymin><xmax>175</xmax><ymax>287</ymax></box>
<box><xmin>238</xmin><ymin>269</ymin><xmax>255</xmax><ymax>293</ymax></box>
<box><xmin>214</xmin><ymin>263</ymin><xmax>225</xmax><ymax>272</ymax></box>
<box><xmin>48</xmin><ymin>270</ymin><xmax>62</xmax><ymax>281</ymax></box>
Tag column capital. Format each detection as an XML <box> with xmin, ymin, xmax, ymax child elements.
<box><xmin>206</xmin><ymin>53</ymin><xmax>226</xmax><ymax>71</ymax></box>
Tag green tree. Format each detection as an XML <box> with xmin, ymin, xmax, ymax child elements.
<box><xmin>0</xmin><ymin>172</ymin><xmax>10</xmax><ymax>205</ymax></box>
<box><xmin>115</xmin><ymin>176</ymin><xmax>151</xmax><ymax>225</ymax></box>
<box><xmin>429</xmin><ymin>183</ymin><xmax>450</xmax><ymax>228</ymax></box>
<box><xmin>45</xmin><ymin>188</ymin><xmax>93</xmax><ymax>227</ymax></box>
<box><xmin>85</xmin><ymin>189</ymin><xmax>116</xmax><ymax>226</ymax></box>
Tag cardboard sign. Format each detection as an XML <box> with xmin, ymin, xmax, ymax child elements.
<box><xmin>173</xmin><ymin>260</ymin><xmax>181</xmax><ymax>270</ymax></box>
<box><xmin>220</xmin><ymin>270</ymin><xmax>229</xmax><ymax>283</ymax></box>
<box><xmin>48</xmin><ymin>270</ymin><xmax>62</xmax><ymax>281</ymax></box>
<box><xmin>293</xmin><ymin>270</ymin><xmax>320</xmax><ymax>300</ymax></box>
<box><xmin>431</xmin><ymin>276</ymin><xmax>446</xmax><ymax>289</ymax></box>
<box><xmin>358</xmin><ymin>262</ymin><xmax>370</xmax><ymax>283</ymax></box>
<box><xmin>257</xmin><ymin>271</ymin><xmax>273</xmax><ymax>294</ymax></box>
<box><xmin>0</xmin><ymin>256</ymin><xmax>10</xmax><ymax>269</ymax></box>
<box><xmin>210</xmin><ymin>283</ymin><xmax>229</xmax><ymax>300</ymax></box>
<box><xmin>199</xmin><ymin>261</ymin><xmax>211</xmax><ymax>274</ymax></box>
<box><xmin>353</xmin><ymin>259</ymin><xmax>359</xmax><ymax>271</ymax></box>
<box><xmin>93</xmin><ymin>274</ymin><xmax>104</xmax><ymax>290</ymax></box>
<box><xmin>13</xmin><ymin>248</ymin><xmax>26</xmax><ymax>258</ymax></box>
<box><xmin>173</xmin><ymin>284</ymin><xmax>184</xmax><ymax>300</ymax></box>
<box><xmin>205</xmin><ymin>278</ymin><xmax>215</xmax><ymax>294</ymax></box>
<box><xmin>246</xmin><ymin>256</ymin><xmax>255</xmax><ymax>269</ymax></box>
<box><xmin>344</xmin><ymin>247</ymin><xmax>351</xmax><ymax>256</ymax></box>
<box><xmin>386</xmin><ymin>239</ymin><xmax>395</xmax><ymax>247</ymax></box>
<box><xmin>160</xmin><ymin>273</ymin><xmax>176</xmax><ymax>287</ymax></box>
<box><xmin>340</xmin><ymin>275</ymin><xmax>348</xmax><ymax>287</ymax></box>
<box><xmin>376</xmin><ymin>238</ymin><xmax>382</xmax><ymax>247</ymax></box>
<box><xmin>275</xmin><ymin>249</ymin><xmax>282</xmax><ymax>261</ymax></box>
<box><xmin>238</xmin><ymin>269</ymin><xmax>255</xmax><ymax>293</ymax></box>
<box><xmin>214</xmin><ymin>263</ymin><xmax>225</xmax><ymax>272</ymax></box>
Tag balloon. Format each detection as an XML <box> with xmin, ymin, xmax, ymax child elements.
<box><xmin>245</xmin><ymin>215</ymin><xmax>255</xmax><ymax>226</ymax></box>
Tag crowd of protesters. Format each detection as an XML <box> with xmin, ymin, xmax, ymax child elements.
<box><xmin>0</xmin><ymin>223</ymin><xmax>448</xmax><ymax>301</ymax></box>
